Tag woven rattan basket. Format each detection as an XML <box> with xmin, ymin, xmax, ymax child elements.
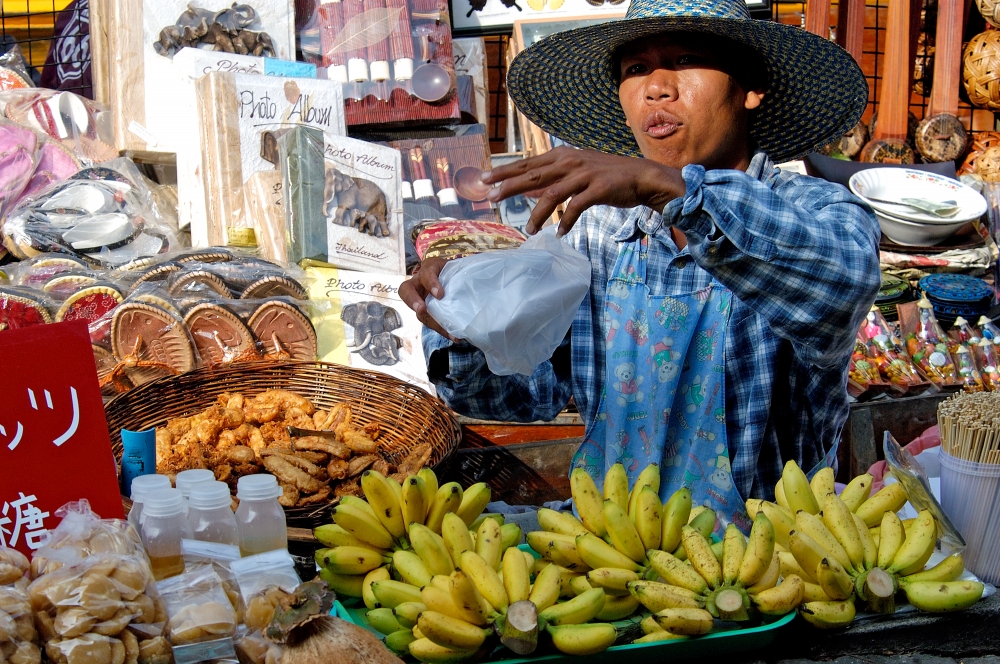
<box><xmin>964</xmin><ymin>31</ymin><xmax>1000</xmax><ymax>111</ymax></box>
<box><xmin>104</xmin><ymin>360</ymin><xmax>461</xmax><ymax>526</ymax></box>
<box><xmin>977</xmin><ymin>0</ymin><xmax>1000</xmax><ymax>28</ymax></box>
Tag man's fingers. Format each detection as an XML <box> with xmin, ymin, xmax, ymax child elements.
<box><xmin>483</xmin><ymin>151</ymin><xmax>558</xmax><ymax>184</ymax></box>
<box><xmin>556</xmin><ymin>192</ymin><xmax>593</xmax><ymax>237</ymax></box>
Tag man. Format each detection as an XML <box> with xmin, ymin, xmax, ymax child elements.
<box><xmin>399</xmin><ymin>0</ymin><xmax>881</xmax><ymax>527</ymax></box>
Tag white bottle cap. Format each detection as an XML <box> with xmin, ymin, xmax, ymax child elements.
<box><xmin>413</xmin><ymin>178</ymin><xmax>435</xmax><ymax>200</ymax></box>
<box><xmin>348</xmin><ymin>58</ymin><xmax>369</xmax><ymax>82</ymax></box>
<box><xmin>188</xmin><ymin>481</ymin><xmax>233</xmax><ymax>511</ymax></box>
<box><xmin>237</xmin><ymin>474</ymin><xmax>283</xmax><ymax>501</ymax></box>
<box><xmin>175</xmin><ymin>469</ymin><xmax>216</xmax><ymax>499</ymax></box>
<box><xmin>437</xmin><ymin>187</ymin><xmax>459</xmax><ymax>207</ymax></box>
<box><xmin>394</xmin><ymin>58</ymin><xmax>414</xmax><ymax>81</ymax></box>
<box><xmin>330</xmin><ymin>64</ymin><xmax>349</xmax><ymax>84</ymax></box>
<box><xmin>401</xmin><ymin>181</ymin><xmax>414</xmax><ymax>200</ymax></box>
<box><xmin>130</xmin><ymin>474</ymin><xmax>171</xmax><ymax>502</ymax></box>
<box><xmin>142</xmin><ymin>488</ymin><xmax>186</xmax><ymax>518</ymax></box>
<box><xmin>370</xmin><ymin>60</ymin><xmax>391</xmax><ymax>82</ymax></box>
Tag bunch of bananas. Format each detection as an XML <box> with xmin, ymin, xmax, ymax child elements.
<box><xmin>752</xmin><ymin>461</ymin><xmax>984</xmax><ymax>628</ymax></box>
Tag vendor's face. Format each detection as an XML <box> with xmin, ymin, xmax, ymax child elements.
<box><xmin>617</xmin><ymin>33</ymin><xmax>765</xmax><ymax>171</ymax></box>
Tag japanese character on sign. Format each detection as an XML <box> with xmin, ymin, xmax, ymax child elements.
<box><xmin>0</xmin><ymin>492</ymin><xmax>51</xmax><ymax>550</ymax></box>
<box><xmin>0</xmin><ymin>386</ymin><xmax>80</xmax><ymax>450</ymax></box>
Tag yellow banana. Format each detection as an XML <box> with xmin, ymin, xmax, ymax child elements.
<box><xmin>795</xmin><ymin>510</ymin><xmax>856</xmax><ymax>574</ymax></box>
<box><xmin>409</xmin><ymin>523</ymin><xmax>456</xmax><ymax>577</ymax></box>
<box><xmin>469</xmin><ymin>513</ymin><xmax>503</xmax><ymax>532</ymax></box>
<box><xmin>751</xmin><ymin>574</ymin><xmax>805</xmax><ymax>616</ymax></box>
<box><xmin>441</xmin><ymin>512</ymin><xmax>475</xmax><ymax>565</ymax></box>
<box><xmin>711</xmin><ymin>541</ymin><xmax>725</xmax><ymax>564</ymax></box>
<box><xmin>408</xmin><ymin>637</ymin><xmax>479</xmax><ymax>662</ymax></box>
<box><xmin>575</xmin><ymin>533</ymin><xmax>642</xmax><ymax>572</ymax></box>
<box><xmin>840</xmin><ymin>473</ymin><xmax>873</xmax><ymax>512</ymax></box>
<box><xmin>318</xmin><ymin>568</ymin><xmax>365</xmax><ymax>597</ymax></box>
<box><xmin>528</xmin><ymin>562</ymin><xmax>563</xmax><ymax>611</ymax></box>
<box><xmin>722</xmin><ymin>523</ymin><xmax>747</xmax><ymax>586</ymax></box>
<box><xmin>640</xmin><ymin>614</ymin><xmax>664</xmax><ymax>635</ymax></box>
<box><xmin>322</xmin><ymin>546</ymin><xmax>386</xmax><ymax>575</ymax></box>
<box><xmin>385</xmin><ymin>629</ymin><xmax>418</xmax><ymax>656</ymax></box>
<box><xmin>459</xmin><ymin>551</ymin><xmax>508</xmax><ymax>613</ymax></box>
<box><xmin>660</xmin><ymin>487</ymin><xmax>692</xmax><ymax>553</ymax></box>
<box><xmin>363</xmin><ymin>566</ymin><xmax>391</xmax><ymax>609</ymax></box>
<box><xmin>681</xmin><ymin>525</ymin><xmax>723</xmax><ymax>589</ymax></box>
<box><xmin>603</xmin><ymin>499</ymin><xmax>647</xmax><ymax>563</ymax></box>
<box><xmin>822</xmin><ymin>494</ymin><xmax>864</xmax><ymax>573</ymax></box>
<box><xmin>425</xmin><ymin>482</ymin><xmax>464</xmax><ymax>534</ymax></box>
<box><xmin>571</xmin><ymin>468</ymin><xmax>608</xmax><ymax>537</ymax></box>
<box><xmin>547</xmin><ymin>623</ymin><xmax>617</xmax><ymax>656</ymax></box>
<box><xmin>314</xmin><ymin>524</ymin><xmax>389</xmax><ymax>553</ymax></box>
<box><xmin>815</xmin><ymin>558</ymin><xmax>853</xmax><ymax>601</ymax></box>
<box><xmin>802</xmin><ymin>580</ymin><xmax>832</xmax><ymax>603</ymax></box>
<box><xmin>431</xmin><ymin>575</ymin><xmax>452</xmax><ymax>592</ymax></box>
<box><xmin>502</xmin><ymin>547</ymin><xmax>531</xmax><ymax>604</ymax></box>
<box><xmin>417</xmin><ymin>468</ymin><xmax>439</xmax><ymax>517</ymax></box>
<box><xmin>652</xmin><ymin>608</ymin><xmax>714</xmax><ymax>636</ymax></box>
<box><xmin>586</xmin><ymin>567</ymin><xmax>639</xmax><ymax>595</ymax></box>
<box><xmin>646</xmin><ymin>549</ymin><xmax>709</xmax><ymax>595</ymax></box>
<box><xmin>362</xmin><ymin>470</ymin><xmax>407</xmax><ymax>541</ymax></box>
<box><xmin>500</xmin><ymin>524</ymin><xmax>522</xmax><ymax>553</ymax></box>
<box><xmin>418</xmin><ymin>611</ymin><xmax>489</xmax><ymax>650</ymax></box>
<box><xmin>366</xmin><ymin>607</ymin><xmax>402</xmax><ymax>634</ymax></box>
<box><xmin>810</xmin><ymin>467</ymin><xmax>836</xmax><ymax>504</ymax></box>
<box><xmin>745</xmin><ymin>498</ymin><xmax>763</xmax><ymax>519</ymax></box>
<box><xmin>855</xmin><ymin>483</ymin><xmax>908</xmax><ymax>528</ymax></box>
<box><xmin>393</xmin><ymin>550</ymin><xmax>433</xmax><ymax>588</ymax></box>
<box><xmin>340</xmin><ymin>495</ymin><xmax>377</xmax><ymax>517</ymax></box>
<box><xmin>888</xmin><ymin>510</ymin><xmax>936</xmax><ymax>576</ymax></box>
<box><xmin>455</xmin><ymin>482</ymin><xmax>491</xmax><ymax>527</ymax></box>
<box><xmin>775</xmin><ymin>478</ymin><xmax>789</xmax><ymax>509</ymax></box>
<box><xmin>332</xmin><ymin>503</ymin><xmax>395</xmax><ymax>550</ymax></box>
<box><xmin>422</xmin><ymin>584</ymin><xmax>469</xmax><ymax>623</ymax></box>
<box><xmin>402</xmin><ymin>475</ymin><xmax>428</xmax><ymax>530</ymax></box>
<box><xmin>800</xmin><ymin>599</ymin><xmax>856</xmax><ymax>628</ymax></box>
<box><xmin>412</xmin><ymin>625</ymin><xmax>426</xmax><ymax>640</ymax></box>
<box><xmin>569</xmin><ymin>575</ymin><xmax>594</xmax><ymax>596</ymax></box>
<box><xmin>627</xmin><ymin>580</ymin><xmax>704</xmax><ymax>612</ymax></box>
<box><xmin>560</xmin><ymin>569</ymin><xmax>585</xmax><ymax>598</ymax></box>
<box><xmin>526</xmin><ymin>531</ymin><xmax>589</xmax><ymax>572</ymax></box>
<box><xmin>759</xmin><ymin>501</ymin><xmax>795</xmax><ymax>550</ymax></box>
<box><xmin>899</xmin><ymin>553</ymin><xmax>964</xmax><ymax>585</ymax></box>
<box><xmin>789</xmin><ymin>531</ymin><xmax>831</xmax><ymax>584</ymax></box>
<box><xmin>634</xmin><ymin>631</ymin><xmax>688</xmax><ymax>644</ymax></box>
<box><xmin>782</xmin><ymin>461</ymin><xmax>819</xmax><ymax>515</ymax></box>
<box><xmin>596</xmin><ymin>593</ymin><xmax>640</xmax><ymax>621</ymax></box>
<box><xmin>876</xmin><ymin>511</ymin><xmax>905</xmax><ymax>570</ymax></box>
<box><xmin>633</xmin><ymin>487</ymin><xmax>662</xmax><ymax>552</ymax></box>
<box><xmin>475</xmin><ymin>517</ymin><xmax>503</xmax><ymax>572</ymax></box>
<box><xmin>737</xmin><ymin>512</ymin><xmax>775</xmax><ymax>588</ymax></box>
<box><xmin>450</xmin><ymin>571</ymin><xmax>492</xmax><ymax>626</ymax></box>
<box><xmin>903</xmin><ymin>580</ymin><xmax>983</xmax><ymax>612</ymax></box>
<box><xmin>603</xmin><ymin>463</ymin><xmax>630</xmax><ymax>512</ymax></box>
<box><xmin>371</xmin><ymin>579</ymin><xmax>424</xmax><ymax>608</ymax></box>
<box><xmin>779</xmin><ymin>550</ymin><xmax>816</xmax><ymax>583</ymax></box>
<box><xmin>538</xmin><ymin>587</ymin><xmax>606</xmax><ymax>625</ymax></box>
<box><xmin>628</xmin><ymin>464</ymin><xmax>661</xmax><ymax>521</ymax></box>
<box><xmin>746</xmin><ymin>552</ymin><xmax>781</xmax><ymax>595</ymax></box>
<box><xmin>854</xmin><ymin>512</ymin><xmax>878</xmax><ymax>570</ymax></box>
<box><xmin>392</xmin><ymin>601</ymin><xmax>426</xmax><ymax>629</ymax></box>
<box><xmin>537</xmin><ymin>508</ymin><xmax>590</xmax><ymax>538</ymax></box>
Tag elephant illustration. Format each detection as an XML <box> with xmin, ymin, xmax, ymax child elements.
<box><xmin>324</xmin><ymin>166</ymin><xmax>390</xmax><ymax>238</ymax></box>
<box><xmin>341</xmin><ymin>300</ymin><xmax>404</xmax><ymax>366</ymax></box>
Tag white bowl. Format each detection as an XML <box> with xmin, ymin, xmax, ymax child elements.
<box><xmin>850</xmin><ymin>168</ymin><xmax>986</xmax><ymax>224</ymax></box>
<box><xmin>875</xmin><ymin>209</ymin><xmax>970</xmax><ymax>247</ymax></box>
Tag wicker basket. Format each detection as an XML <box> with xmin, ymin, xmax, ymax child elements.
<box><xmin>964</xmin><ymin>31</ymin><xmax>1000</xmax><ymax>111</ymax></box>
<box><xmin>959</xmin><ymin>131</ymin><xmax>1000</xmax><ymax>179</ymax></box>
<box><xmin>977</xmin><ymin>0</ymin><xmax>1000</xmax><ymax>28</ymax></box>
<box><xmin>104</xmin><ymin>360</ymin><xmax>461</xmax><ymax>526</ymax></box>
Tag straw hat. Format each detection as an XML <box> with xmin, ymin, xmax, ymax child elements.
<box><xmin>506</xmin><ymin>0</ymin><xmax>869</xmax><ymax>163</ymax></box>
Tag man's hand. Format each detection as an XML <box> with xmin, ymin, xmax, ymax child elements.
<box><xmin>399</xmin><ymin>257</ymin><xmax>459</xmax><ymax>342</ymax></box>
<box><xmin>483</xmin><ymin>146</ymin><xmax>686</xmax><ymax>236</ymax></box>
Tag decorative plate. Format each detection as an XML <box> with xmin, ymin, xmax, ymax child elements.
<box><xmin>919</xmin><ymin>274</ymin><xmax>994</xmax><ymax>304</ymax></box>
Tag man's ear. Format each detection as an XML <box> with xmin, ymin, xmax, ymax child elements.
<box><xmin>745</xmin><ymin>90</ymin><xmax>765</xmax><ymax>110</ymax></box>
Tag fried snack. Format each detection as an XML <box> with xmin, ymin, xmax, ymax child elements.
<box><xmin>294</xmin><ymin>450</ymin><xmax>328</xmax><ymax>465</ymax></box>
<box><xmin>257</xmin><ymin>421</ymin><xmax>291</xmax><ymax>448</ymax></box>
<box><xmin>363</xmin><ymin>421</ymin><xmax>381</xmax><ymax>441</ymax></box>
<box><xmin>277</xmin><ymin>484</ymin><xmax>300</xmax><ymax>508</ymax></box>
<box><xmin>0</xmin><ymin>548</ymin><xmax>29</xmax><ymax>586</ymax></box>
<box><xmin>295</xmin><ymin>486</ymin><xmax>331</xmax><ymax>507</ymax></box>
<box><xmin>262</xmin><ymin>457</ymin><xmax>325</xmax><ymax>494</ymax></box>
<box><xmin>261</xmin><ymin>451</ymin><xmax>323</xmax><ymax>477</ymax></box>
<box><xmin>341</xmin><ymin>428</ymin><xmax>378</xmax><ymax>454</ymax></box>
<box><xmin>333</xmin><ymin>480</ymin><xmax>363</xmax><ymax>498</ymax></box>
<box><xmin>225</xmin><ymin>446</ymin><xmax>256</xmax><ymax>464</ymax></box>
<box><xmin>326</xmin><ymin>459</ymin><xmax>349</xmax><ymax>481</ymax></box>
<box><xmin>292</xmin><ymin>437</ymin><xmax>350</xmax><ymax>460</ymax></box>
<box><xmin>121</xmin><ymin>630</ymin><xmax>138</xmax><ymax>664</ymax></box>
<box><xmin>347</xmin><ymin>455</ymin><xmax>378</xmax><ymax>477</ymax></box>
<box><xmin>398</xmin><ymin>443</ymin><xmax>433</xmax><ymax>476</ymax></box>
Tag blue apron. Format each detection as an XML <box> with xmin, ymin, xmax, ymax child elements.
<box><xmin>571</xmin><ymin>235</ymin><xmax>749</xmax><ymax>533</ymax></box>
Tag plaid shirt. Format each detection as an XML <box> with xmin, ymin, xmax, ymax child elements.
<box><xmin>424</xmin><ymin>152</ymin><xmax>881</xmax><ymax>500</ymax></box>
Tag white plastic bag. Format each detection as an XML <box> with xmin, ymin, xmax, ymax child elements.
<box><xmin>426</xmin><ymin>227</ymin><xmax>591</xmax><ymax>376</ymax></box>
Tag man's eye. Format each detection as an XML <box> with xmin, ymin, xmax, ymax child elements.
<box><xmin>624</xmin><ymin>63</ymin><xmax>646</xmax><ymax>75</ymax></box>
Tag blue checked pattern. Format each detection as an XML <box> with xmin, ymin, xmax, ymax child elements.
<box><xmin>423</xmin><ymin>153</ymin><xmax>881</xmax><ymax>500</ymax></box>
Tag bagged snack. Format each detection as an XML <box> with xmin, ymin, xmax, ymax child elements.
<box><xmin>230</xmin><ymin>550</ymin><xmax>300</xmax><ymax>608</ymax></box>
<box><xmin>235</xmin><ymin>629</ymin><xmax>281</xmax><ymax>664</ymax></box>
<box><xmin>178</xmin><ymin>540</ymin><xmax>243</xmax><ymax>623</ymax></box>
<box><xmin>30</xmin><ymin>501</ymin><xmax>144</xmax><ymax>577</ymax></box>
<box><xmin>157</xmin><ymin>567</ymin><xmax>237</xmax><ymax>647</ymax></box>
<box><xmin>0</xmin><ymin>547</ymin><xmax>29</xmax><ymax>586</ymax></box>
<box><xmin>0</xmin><ymin>585</ymin><xmax>42</xmax><ymax>664</ymax></box>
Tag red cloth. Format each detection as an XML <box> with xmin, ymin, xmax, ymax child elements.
<box><xmin>867</xmin><ymin>424</ymin><xmax>941</xmax><ymax>493</ymax></box>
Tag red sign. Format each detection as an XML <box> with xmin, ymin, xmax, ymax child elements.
<box><xmin>0</xmin><ymin>320</ymin><xmax>124</xmax><ymax>557</ymax></box>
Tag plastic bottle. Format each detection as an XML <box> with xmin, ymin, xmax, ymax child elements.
<box><xmin>128</xmin><ymin>474</ymin><xmax>172</xmax><ymax>531</ymax></box>
<box><xmin>235</xmin><ymin>474</ymin><xmax>287</xmax><ymax>556</ymax></box>
<box><xmin>188</xmin><ymin>481</ymin><xmax>239</xmax><ymax>546</ymax></box>
<box><xmin>175</xmin><ymin>468</ymin><xmax>216</xmax><ymax>502</ymax></box>
<box><xmin>141</xmin><ymin>488</ymin><xmax>192</xmax><ymax>580</ymax></box>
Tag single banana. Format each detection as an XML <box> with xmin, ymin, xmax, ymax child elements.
<box><xmin>628</xmin><ymin>464</ymin><xmax>661</xmax><ymax>521</ymax></box>
<box><xmin>888</xmin><ymin>510</ymin><xmax>936</xmax><ymax>576</ymax></box>
<box><xmin>322</xmin><ymin>546</ymin><xmax>386</xmax><ymax>575</ymax></box>
<box><xmin>422</xmin><ymin>584</ymin><xmax>470</xmax><ymax>623</ymax></box>
<box><xmin>402</xmin><ymin>475</ymin><xmax>428</xmax><ymax>530</ymax></box>
<box><xmin>688</xmin><ymin>506</ymin><xmax>717</xmax><ymax>537</ymax></box>
<box><xmin>363</xmin><ymin>566</ymin><xmax>391</xmax><ymax>609</ymax></box>
<box><xmin>392</xmin><ymin>549</ymin><xmax>432</xmax><ymax>587</ymax></box>
<box><xmin>318</xmin><ymin>568</ymin><xmax>365</xmax><ymax>597</ymax></box>
<box><xmin>586</xmin><ymin>567</ymin><xmax>640</xmax><ymax>594</ymax></box>
<box><xmin>431</xmin><ymin>575</ymin><xmax>453</xmax><ymax>592</ymax></box>
<box><xmin>646</xmin><ymin>549</ymin><xmax>709</xmax><ymax>595</ymax></box>
<box><xmin>722</xmin><ymin>523</ymin><xmax>747</xmax><ymax>586</ymax></box>
<box><xmin>681</xmin><ymin>525</ymin><xmax>723</xmax><ymax>589</ymax></box>
<box><xmin>449</xmin><ymin>571</ymin><xmax>492</xmax><ymax>626</ymax></box>
<box><xmin>385</xmin><ymin>629</ymin><xmax>417</xmax><ymax>656</ymax></box>
<box><xmin>596</xmin><ymin>593</ymin><xmax>640</xmax><ymax>621</ymax></box>
<box><xmin>570</xmin><ymin>468</ymin><xmax>608</xmax><ymax>538</ymax></box>
<box><xmin>575</xmin><ymin>533</ymin><xmax>643</xmax><ymax>572</ymax></box>
<box><xmin>470</xmin><ymin>513</ymin><xmax>504</xmax><ymax>532</ymax></box>
<box><xmin>502</xmin><ymin>547</ymin><xmax>531</xmax><ymax>604</ymax></box>
<box><xmin>417</xmin><ymin>468</ymin><xmax>439</xmax><ymax>515</ymax></box>
<box><xmin>441</xmin><ymin>512</ymin><xmax>475</xmax><ymax>565</ymax></box>
<box><xmin>569</xmin><ymin>575</ymin><xmax>594</xmax><ymax>596</ymax></box>
<box><xmin>603</xmin><ymin>499</ymin><xmax>647</xmax><ymax>563</ymax></box>
<box><xmin>751</xmin><ymin>574</ymin><xmax>805</xmax><ymax>616</ymax></box>
<box><xmin>855</xmin><ymin>483</ymin><xmax>908</xmax><ymax>528</ymax></box>
<box><xmin>788</xmin><ymin>531</ymin><xmax>831</xmax><ymax>584</ymax></box>
<box><xmin>876</xmin><ymin>511</ymin><xmax>905</xmax><ymax>570</ymax></box>
<box><xmin>475</xmin><ymin>517</ymin><xmax>503</xmax><ymax>572</ymax></box>
<box><xmin>366</xmin><ymin>607</ymin><xmax>402</xmax><ymax>634</ymax></box>
<box><xmin>799</xmin><ymin>599</ymin><xmax>856</xmax><ymax>629</ymax></box>
<box><xmin>371</xmin><ymin>579</ymin><xmax>424</xmax><ymax>608</ymax></box>
<box><xmin>627</xmin><ymin>580</ymin><xmax>704</xmax><ymax>612</ymax></box>
<box><xmin>546</xmin><ymin>623</ymin><xmax>617</xmax><ymax>656</ymax></box>
<box><xmin>822</xmin><ymin>494</ymin><xmax>864</xmax><ymax>573</ymax></box>
<box><xmin>815</xmin><ymin>558</ymin><xmax>853</xmax><ymax>601</ymax></box>
<box><xmin>759</xmin><ymin>501</ymin><xmax>795</xmax><ymax>550</ymax></box>
<box><xmin>775</xmin><ymin>478</ymin><xmax>789</xmax><ymax>509</ymax></box>
<box><xmin>633</xmin><ymin>487</ymin><xmax>663</xmax><ymax>552</ymax></box>
<box><xmin>538</xmin><ymin>587</ymin><xmax>606</xmax><ymax>625</ymax></box>
<box><xmin>604</xmin><ymin>462</ymin><xmax>630</xmax><ymax>511</ymax></box>
<box><xmin>362</xmin><ymin>470</ymin><xmax>407</xmax><ymax>540</ymax></box>
<box><xmin>779</xmin><ymin>550</ymin><xmax>816</xmax><ymax>583</ymax></box>
<box><xmin>500</xmin><ymin>524</ymin><xmax>523</xmax><ymax>553</ymax></box>
<box><xmin>526</xmin><ymin>531</ymin><xmax>589</xmax><ymax>572</ymax></box>
<box><xmin>634</xmin><ymin>631</ymin><xmax>688</xmax><ymax>644</ymax></box>
<box><xmin>840</xmin><ymin>473</ymin><xmax>873</xmax><ymax>512</ymax></box>
<box><xmin>425</xmin><ymin>482</ymin><xmax>464</xmax><ymax>534</ymax></box>
<box><xmin>652</xmin><ymin>608</ymin><xmax>714</xmax><ymax>636</ymax></box>
<box><xmin>746</xmin><ymin>552</ymin><xmax>781</xmax><ymax>595</ymax></box>
<box><xmin>536</xmin><ymin>508</ymin><xmax>590</xmax><ymax>538</ymax></box>
<box><xmin>795</xmin><ymin>510</ymin><xmax>856</xmax><ymax>574</ymax></box>
<box><xmin>660</xmin><ymin>487</ymin><xmax>692</xmax><ymax>553</ymax></box>
<box><xmin>737</xmin><ymin>512</ymin><xmax>775</xmax><ymax>588</ymax></box>
<box><xmin>903</xmin><ymin>580</ymin><xmax>984</xmax><ymax>612</ymax></box>
<box><xmin>314</xmin><ymin>524</ymin><xmax>389</xmax><ymax>553</ymax></box>
<box><xmin>408</xmin><ymin>523</ymin><xmax>456</xmax><ymax>577</ymax></box>
<box><xmin>340</xmin><ymin>495</ymin><xmax>378</xmax><ymax>517</ymax></box>
<box><xmin>459</xmin><ymin>551</ymin><xmax>509</xmax><ymax>613</ymax></box>
<box><xmin>854</xmin><ymin>512</ymin><xmax>878</xmax><ymax>570</ymax></box>
<box><xmin>418</xmin><ymin>611</ymin><xmax>489</xmax><ymax>650</ymax></box>
<box><xmin>810</xmin><ymin>467</ymin><xmax>836</xmax><ymax>504</ymax></box>
<box><xmin>332</xmin><ymin>503</ymin><xmax>395</xmax><ymax>550</ymax></box>
<box><xmin>782</xmin><ymin>461</ymin><xmax>819</xmax><ymax>515</ymax></box>
<box><xmin>802</xmin><ymin>580</ymin><xmax>833</xmax><ymax>603</ymax></box>
<box><xmin>528</xmin><ymin>561</ymin><xmax>563</xmax><ymax>611</ymax></box>
<box><xmin>899</xmin><ymin>553</ymin><xmax>964</xmax><ymax>585</ymax></box>
<box><xmin>392</xmin><ymin>601</ymin><xmax>426</xmax><ymax>629</ymax></box>
<box><xmin>408</xmin><ymin>637</ymin><xmax>479</xmax><ymax>663</ymax></box>
<box><xmin>640</xmin><ymin>614</ymin><xmax>664</xmax><ymax>635</ymax></box>
<box><xmin>710</xmin><ymin>541</ymin><xmax>725</xmax><ymax>564</ymax></box>
<box><xmin>455</xmin><ymin>482</ymin><xmax>492</xmax><ymax>527</ymax></box>
<box><xmin>745</xmin><ymin>498</ymin><xmax>763</xmax><ymax>519</ymax></box>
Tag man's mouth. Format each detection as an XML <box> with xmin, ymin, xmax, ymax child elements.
<box><xmin>642</xmin><ymin>110</ymin><xmax>680</xmax><ymax>138</ymax></box>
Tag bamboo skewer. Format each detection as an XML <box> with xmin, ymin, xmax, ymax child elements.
<box><xmin>937</xmin><ymin>392</ymin><xmax>1000</xmax><ymax>463</ymax></box>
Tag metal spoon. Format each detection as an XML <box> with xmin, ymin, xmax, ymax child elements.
<box><xmin>864</xmin><ymin>196</ymin><xmax>961</xmax><ymax>217</ymax></box>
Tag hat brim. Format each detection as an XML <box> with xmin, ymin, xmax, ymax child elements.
<box><xmin>506</xmin><ymin>18</ymin><xmax>869</xmax><ymax>164</ymax></box>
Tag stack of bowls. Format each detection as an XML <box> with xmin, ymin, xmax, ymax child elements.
<box><xmin>918</xmin><ymin>274</ymin><xmax>995</xmax><ymax>326</ymax></box>
<box><xmin>849</xmin><ymin>168</ymin><xmax>987</xmax><ymax>247</ymax></box>
<box><xmin>875</xmin><ymin>273</ymin><xmax>913</xmax><ymax>321</ymax></box>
